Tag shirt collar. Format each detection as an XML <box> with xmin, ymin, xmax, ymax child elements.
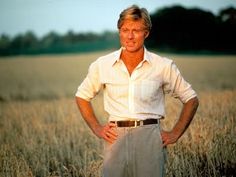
<box><xmin>143</xmin><ymin>47</ymin><xmax>151</xmax><ymax>64</ymax></box>
<box><xmin>111</xmin><ymin>47</ymin><xmax>151</xmax><ymax>66</ymax></box>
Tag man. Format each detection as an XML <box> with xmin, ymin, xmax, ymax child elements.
<box><xmin>75</xmin><ymin>5</ymin><xmax>199</xmax><ymax>177</ymax></box>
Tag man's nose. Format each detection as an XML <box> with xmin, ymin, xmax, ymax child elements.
<box><xmin>128</xmin><ymin>31</ymin><xmax>135</xmax><ymax>39</ymax></box>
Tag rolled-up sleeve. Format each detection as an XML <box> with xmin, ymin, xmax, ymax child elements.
<box><xmin>75</xmin><ymin>61</ymin><xmax>102</xmax><ymax>101</ymax></box>
<box><xmin>163</xmin><ymin>61</ymin><xmax>197</xmax><ymax>103</ymax></box>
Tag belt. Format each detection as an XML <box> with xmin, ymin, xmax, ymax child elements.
<box><xmin>110</xmin><ymin>119</ymin><xmax>158</xmax><ymax>127</ymax></box>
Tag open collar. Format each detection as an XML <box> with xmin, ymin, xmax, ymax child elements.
<box><xmin>110</xmin><ymin>47</ymin><xmax>151</xmax><ymax>67</ymax></box>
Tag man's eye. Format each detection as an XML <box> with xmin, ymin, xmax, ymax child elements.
<box><xmin>120</xmin><ymin>29</ymin><xmax>144</xmax><ymax>34</ymax></box>
<box><xmin>133</xmin><ymin>30</ymin><xmax>139</xmax><ymax>33</ymax></box>
<box><xmin>122</xmin><ymin>29</ymin><xmax>129</xmax><ymax>33</ymax></box>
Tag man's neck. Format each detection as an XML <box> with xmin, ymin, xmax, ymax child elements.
<box><xmin>120</xmin><ymin>47</ymin><xmax>144</xmax><ymax>64</ymax></box>
<box><xmin>120</xmin><ymin>47</ymin><xmax>145</xmax><ymax>75</ymax></box>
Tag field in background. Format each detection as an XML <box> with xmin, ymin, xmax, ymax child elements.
<box><xmin>0</xmin><ymin>52</ymin><xmax>236</xmax><ymax>176</ymax></box>
<box><xmin>0</xmin><ymin>51</ymin><xmax>111</xmax><ymax>101</ymax></box>
<box><xmin>1</xmin><ymin>51</ymin><xmax>236</xmax><ymax>101</ymax></box>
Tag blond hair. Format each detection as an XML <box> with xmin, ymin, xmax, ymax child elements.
<box><xmin>117</xmin><ymin>5</ymin><xmax>152</xmax><ymax>31</ymax></box>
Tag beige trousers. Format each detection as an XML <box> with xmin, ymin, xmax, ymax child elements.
<box><xmin>102</xmin><ymin>124</ymin><xmax>166</xmax><ymax>177</ymax></box>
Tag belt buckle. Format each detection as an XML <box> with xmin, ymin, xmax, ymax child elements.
<box><xmin>133</xmin><ymin>120</ymin><xmax>140</xmax><ymax>128</ymax></box>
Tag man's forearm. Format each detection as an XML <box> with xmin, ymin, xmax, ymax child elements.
<box><xmin>161</xmin><ymin>96</ymin><xmax>199</xmax><ymax>146</ymax></box>
<box><xmin>172</xmin><ymin>96</ymin><xmax>199</xmax><ymax>138</ymax></box>
<box><xmin>75</xmin><ymin>96</ymin><xmax>118</xmax><ymax>143</ymax></box>
<box><xmin>75</xmin><ymin>97</ymin><xmax>100</xmax><ymax>134</ymax></box>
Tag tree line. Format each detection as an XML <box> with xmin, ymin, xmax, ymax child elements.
<box><xmin>146</xmin><ymin>5</ymin><xmax>236</xmax><ymax>54</ymax></box>
<box><xmin>0</xmin><ymin>5</ymin><xmax>235</xmax><ymax>56</ymax></box>
<box><xmin>0</xmin><ymin>31</ymin><xmax>119</xmax><ymax>56</ymax></box>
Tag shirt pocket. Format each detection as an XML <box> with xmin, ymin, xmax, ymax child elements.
<box><xmin>139</xmin><ymin>80</ymin><xmax>160</xmax><ymax>102</ymax></box>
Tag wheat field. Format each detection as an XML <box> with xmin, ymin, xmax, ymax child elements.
<box><xmin>0</xmin><ymin>51</ymin><xmax>236</xmax><ymax>177</ymax></box>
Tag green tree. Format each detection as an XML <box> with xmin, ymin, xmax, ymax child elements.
<box><xmin>0</xmin><ymin>34</ymin><xmax>11</xmax><ymax>55</ymax></box>
<box><xmin>147</xmin><ymin>5</ymin><xmax>217</xmax><ymax>52</ymax></box>
<box><xmin>217</xmin><ymin>7</ymin><xmax>236</xmax><ymax>52</ymax></box>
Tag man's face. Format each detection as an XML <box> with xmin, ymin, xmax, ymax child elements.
<box><xmin>119</xmin><ymin>19</ymin><xmax>149</xmax><ymax>53</ymax></box>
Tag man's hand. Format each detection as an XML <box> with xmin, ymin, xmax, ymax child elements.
<box><xmin>76</xmin><ymin>97</ymin><xmax>118</xmax><ymax>144</ymax></box>
<box><xmin>161</xmin><ymin>97</ymin><xmax>199</xmax><ymax>147</ymax></box>
<box><xmin>94</xmin><ymin>122</ymin><xmax>118</xmax><ymax>144</ymax></box>
<box><xmin>161</xmin><ymin>130</ymin><xmax>179</xmax><ymax>147</ymax></box>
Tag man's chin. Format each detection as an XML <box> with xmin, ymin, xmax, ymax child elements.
<box><xmin>124</xmin><ymin>46</ymin><xmax>137</xmax><ymax>52</ymax></box>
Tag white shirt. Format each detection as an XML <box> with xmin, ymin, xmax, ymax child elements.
<box><xmin>76</xmin><ymin>48</ymin><xmax>197</xmax><ymax>121</ymax></box>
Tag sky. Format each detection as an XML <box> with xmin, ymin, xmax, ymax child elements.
<box><xmin>1</xmin><ymin>0</ymin><xmax>236</xmax><ymax>38</ymax></box>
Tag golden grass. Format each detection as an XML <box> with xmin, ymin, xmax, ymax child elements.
<box><xmin>163</xmin><ymin>90</ymin><xmax>236</xmax><ymax>177</ymax></box>
<box><xmin>0</xmin><ymin>52</ymin><xmax>236</xmax><ymax>176</ymax></box>
<box><xmin>0</xmin><ymin>98</ymin><xmax>104</xmax><ymax>177</ymax></box>
<box><xmin>0</xmin><ymin>91</ymin><xmax>235</xmax><ymax>176</ymax></box>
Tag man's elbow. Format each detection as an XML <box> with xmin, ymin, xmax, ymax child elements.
<box><xmin>189</xmin><ymin>96</ymin><xmax>199</xmax><ymax>110</ymax></box>
<box><xmin>75</xmin><ymin>96</ymin><xmax>90</xmax><ymax>106</ymax></box>
<box><xmin>75</xmin><ymin>96</ymin><xmax>84</xmax><ymax>103</ymax></box>
<box><xmin>193</xmin><ymin>96</ymin><xmax>199</xmax><ymax>107</ymax></box>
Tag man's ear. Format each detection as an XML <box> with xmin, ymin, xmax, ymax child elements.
<box><xmin>144</xmin><ymin>31</ymin><xmax>150</xmax><ymax>38</ymax></box>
